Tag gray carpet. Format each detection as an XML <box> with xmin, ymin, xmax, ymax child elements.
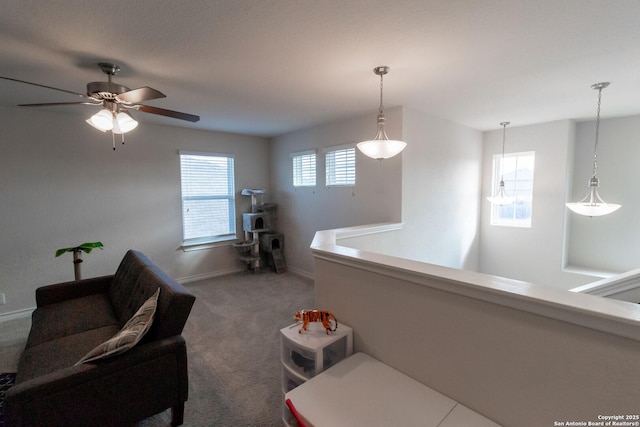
<box><xmin>1</xmin><ymin>270</ymin><xmax>314</xmax><ymax>427</ymax></box>
<box><xmin>178</xmin><ymin>270</ymin><xmax>314</xmax><ymax>426</ymax></box>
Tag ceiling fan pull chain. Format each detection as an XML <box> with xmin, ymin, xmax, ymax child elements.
<box><xmin>112</xmin><ymin>132</ymin><xmax>116</xmax><ymax>150</ymax></box>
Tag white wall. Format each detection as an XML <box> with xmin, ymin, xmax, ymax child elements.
<box><xmin>269</xmin><ymin>108</ymin><xmax>403</xmax><ymax>276</ymax></box>
<box><xmin>396</xmin><ymin>108</ymin><xmax>482</xmax><ymax>270</ymax></box>
<box><xmin>0</xmin><ymin>106</ymin><xmax>269</xmax><ymax>315</ymax></box>
<box><xmin>479</xmin><ymin>120</ymin><xmax>594</xmax><ymax>289</ymax></box>
<box><xmin>567</xmin><ymin>115</ymin><xmax>640</xmax><ymax>273</ymax></box>
<box><xmin>270</xmin><ymin>107</ymin><xmax>483</xmax><ymax>275</ymax></box>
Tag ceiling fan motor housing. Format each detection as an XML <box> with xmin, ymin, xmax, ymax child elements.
<box><xmin>87</xmin><ymin>81</ymin><xmax>131</xmax><ymax>101</ymax></box>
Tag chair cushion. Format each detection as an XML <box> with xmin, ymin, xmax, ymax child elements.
<box><xmin>27</xmin><ymin>293</ymin><xmax>119</xmax><ymax>347</ymax></box>
<box><xmin>17</xmin><ymin>325</ymin><xmax>120</xmax><ymax>383</ymax></box>
<box><xmin>76</xmin><ymin>288</ymin><xmax>159</xmax><ymax>364</ymax></box>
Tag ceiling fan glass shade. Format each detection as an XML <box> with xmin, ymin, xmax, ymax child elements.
<box><xmin>357</xmin><ymin>113</ymin><xmax>407</xmax><ymax>160</ymax></box>
<box><xmin>113</xmin><ymin>110</ymin><xmax>138</xmax><ymax>134</ymax></box>
<box><xmin>87</xmin><ymin>108</ymin><xmax>114</xmax><ymax>131</ymax></box>
<box><xmin>566</xmin><ymin>176</ymin><xmax>621</xmax><ymax>217</ymax></box>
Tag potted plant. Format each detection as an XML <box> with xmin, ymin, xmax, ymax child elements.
<box><xmin>55</xmin><ymin>242</ymin><xmax>104</xmax><ymax>280</ymax></box>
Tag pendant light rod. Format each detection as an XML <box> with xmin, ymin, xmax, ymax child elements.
<box><xmin>375</xmin><ymin>66</ymin><xmax>389</xmax><ymax>114</ymax></box>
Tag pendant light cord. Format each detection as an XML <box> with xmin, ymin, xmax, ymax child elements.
<box><xmin>592</xmin><ymin>85</ymin><xmax>603</xmax><ymax>178</ymax></box>
<box><xmin>499</xmin><ymin>122</ymin><xmax>509</xmax><ymax>181</ymax></box>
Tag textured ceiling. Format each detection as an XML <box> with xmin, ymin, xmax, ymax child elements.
<box><xmin>1</xmin><ymin>0</ymin><xmax>639</xmax><ymax>137</ymax></box>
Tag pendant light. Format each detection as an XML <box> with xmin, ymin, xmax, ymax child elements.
<box><xmin>357</xmin><ymin>66</ymin><xmax>407</xmax><ymax>160</ymax></box>
<box><xmin>566</xmin><ymin>82</ymin><xmax>620</xmax><ymax>217</ymax></box>
<box><xmin>487</xmin><ymin>122</ymin><xmax>515</xmax><ymax>206</ymax></box>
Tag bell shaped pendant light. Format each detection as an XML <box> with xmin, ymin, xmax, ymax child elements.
<box><xmin>112</xmin><ymin>110</ymin><xmax>139</xmax><ymax>134</ymax></box>
<box><xmin>86</xmin><ymin>108</ymin><xmax>114</xmax><ymax>132</ymax></box>
<box><xmin>566</xmin><ymin>82</ymin><xmax>620</xmax><ymax>217</ymax></box>
<box><xmin>487</xmin><ymin>122</ymin><xmax>515</xmax><ymax>206</ymax></box>
<box><xmin>357</xmin><ymin>66</ymin><xmax>407</xmax><ymax>160</ymax></box>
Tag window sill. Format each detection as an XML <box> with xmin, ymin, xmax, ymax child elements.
<box><xmin>181</xmin><ymin>235</ymin><xmax>237</xmax><ymax>252</ymax></box>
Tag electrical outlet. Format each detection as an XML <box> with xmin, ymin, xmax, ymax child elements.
<box><xmin>0</xmin><ymin>292</ymin><xmax>5</xmax><ymax>305</ymax></box>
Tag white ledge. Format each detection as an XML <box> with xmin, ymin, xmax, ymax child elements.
<box><xmin>311</xmin><ymin>223</ymin><xmax>640</xmax><ymax>342</ymax></box>
<box><xmin>570</xmin><ymin>266</ymin><xmax>640</xmax><ymax>296</ymax></box>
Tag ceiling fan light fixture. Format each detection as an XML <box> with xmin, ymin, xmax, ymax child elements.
<box><xmin>87</xmin><ymin>108</ymin><xmax>114</xmax><ymax>131</ymax></box>
<box><xmin>113</xmin><ymin>110</ymin><xmax>138</xmax><ymax>134</ymax></box>
<box><xmin>357</xmin><ymin>66</ymin><xmax>407</xmax><ymax>160</ymax></box>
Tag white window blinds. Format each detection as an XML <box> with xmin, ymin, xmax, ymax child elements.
<box><xmin>292</xmin><ymin>150</ymin><xmax>316</xmax><ymax>187</ymax></box>
<box><xmin>179</xmin><ymin>152</ymin><xmax>236</xmax><ymax>245</ymax></box>
<box><xmin>325</xmin><ymin>146</ymin><xmax>355</xmax><ymax>186</ymax></box>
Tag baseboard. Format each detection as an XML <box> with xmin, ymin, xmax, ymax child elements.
<box><xmin>177</xmin><ymin>267</ymin><xmax>245</xmax><ymax>284</ymax></box>
<box><xmin>178</xmin><ymin>265</ymin><xmax>315</xmax><ymax>284</ymax></box>
<box><xmin>286</xmin><ymin>266</ymin><xmax>314</xmax><ymax>280</ymax></box>
<box><xmin>0</xmin><ymin>307</ymin><xmax>34</xmax><ymax>323</ymax></box>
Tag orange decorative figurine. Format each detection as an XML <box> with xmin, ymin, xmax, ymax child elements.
<box><xmin>294</xmin><ymin>309</ymin><xmax>338</xmax><ymax>334</ymax></box>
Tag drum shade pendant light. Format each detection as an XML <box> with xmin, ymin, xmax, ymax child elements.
<box><xmin>357</xmin><ymin>66</ymin><xmax>407</xmax><ymax>160</ymax></box>
<box><xmin>566</xmin><ymin>82</ymin><xmax>620</xmax><ymax>217</ymax></box>
<box><xmin>487</xmin><ymin>122</ymin><xmax>515</xmax><ymax>206</ymax></box>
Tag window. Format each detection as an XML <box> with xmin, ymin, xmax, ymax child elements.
<box><xmin>179</xmin><ymin>151</ymin><xmax>236</xmax><ymax>245</ymax></box>
<box><xmin>325</xmin><ymin>146</ymin><xmax>355</xmax><ymax>186</ymax></box>
<box><xmin>490</xmin><ymin>151</ymin><xmax>535</xmax><ymax>227</ymax></box>
<box><xmin>292</xmin><ymin>150</ymin><xmax>316</xmax><ymax>187</ymax></box>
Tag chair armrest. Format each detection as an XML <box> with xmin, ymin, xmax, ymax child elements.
<box><xmin>6</xmin><ymin>335</ymin><xmax>188</xmax><ymax>427</ymax></box>
<box><xmin>35</xmin><ymin>275</ymin><xmax>114</xmax><ymax>307</ymax></box>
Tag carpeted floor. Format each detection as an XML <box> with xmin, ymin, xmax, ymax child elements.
<box><xmin>0</xmin><ymin>270</ymin><xmax>315</xmax><ymax>427</ymax></box>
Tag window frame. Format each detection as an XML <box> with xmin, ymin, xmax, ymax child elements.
<box><xmin>179</xmin><ymin>150</ymin><xmax>237</xmax><ymax>248</ymax></box>
<box><xmin>490</xmin><ymin>150</ymin><xmax>535</xmax><ymax>228</ymax></box>
<box><xmin>324</xmin><ymin>144</ymin><xmax>356</xmax><ymax>187</ymax></box>
<box><xmin>291</xmin><ymin>149</ymin><xmax>317</xmax><ymax>187</ymax></box>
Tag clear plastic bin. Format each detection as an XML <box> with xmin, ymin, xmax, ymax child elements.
<box><xmin>280</xmin><ymin>322</ymin><xmax>353</xmax><ymax>380</ymax></box>
<box><xmin>282</xmin><ymin>363</ymin><xmax>306</xmax><ymax>393</ymax></box>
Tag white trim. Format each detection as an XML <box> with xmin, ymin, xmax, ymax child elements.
<box><xmin>0</xmin><ymin>307</ymin><xmax>34</xmax><ymax>323</ymax></box>
<box><xmin>179</xmin><ymin>149</ymin><xmax>235</xmax><ymax>158</ymax></box>
<box><xmin>322</xmin><ymin>142</ymin><xmax>356</xmax><ymax>153</ymax></box>
<box><xmin>177</xmin><ymin>267</ymin><xmax>245</xmax><ymax>284</ymax></box>
<box><xmin>311</xmin><ymin>223</ymin><xmax>640</xmax><ymax>342</ymax></box>
<box><xmin>570</xmin><ymin>267</ymin><xmax>640</xmax><ymax>296</ymax></box>
<box><xmin>290</xmin><ymin>149</ymin><xmax>317</xmax><ymax>157</ymax></box>
<box><xmin>181</xmin><ymin>235</ymin><xmax>237</xmax><ymax>251</ymax></box>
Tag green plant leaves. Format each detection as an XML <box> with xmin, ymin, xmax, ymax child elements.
<box><xmin>55</xmin><ymin>241</ymin><xmax>104</xmax><ymax>257</ymax></box>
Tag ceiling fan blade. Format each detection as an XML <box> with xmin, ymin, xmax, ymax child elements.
<box><xmin>18</xmin><ymin>101</ymin><xmax>102</xmax><ymax>107</ymax></box>
<box><xmin>0</xmin><ymin>76</ymin><xmax>89</xmax><ymax>99</ymax></box>
<box><xmin>136</xmin><ymin>104</ymin><xmax>200</xmax><ymax>122</ymax></box>
<box><xmin>116</xmin><ymin>86</ymin><xmax>166</xmax><ymax>104</ymax></box>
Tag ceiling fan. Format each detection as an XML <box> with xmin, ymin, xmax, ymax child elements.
<box><xmin>1</xmin><ymin>62</ymin><xmax>200</xmax><ymax>148</ymax></box>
